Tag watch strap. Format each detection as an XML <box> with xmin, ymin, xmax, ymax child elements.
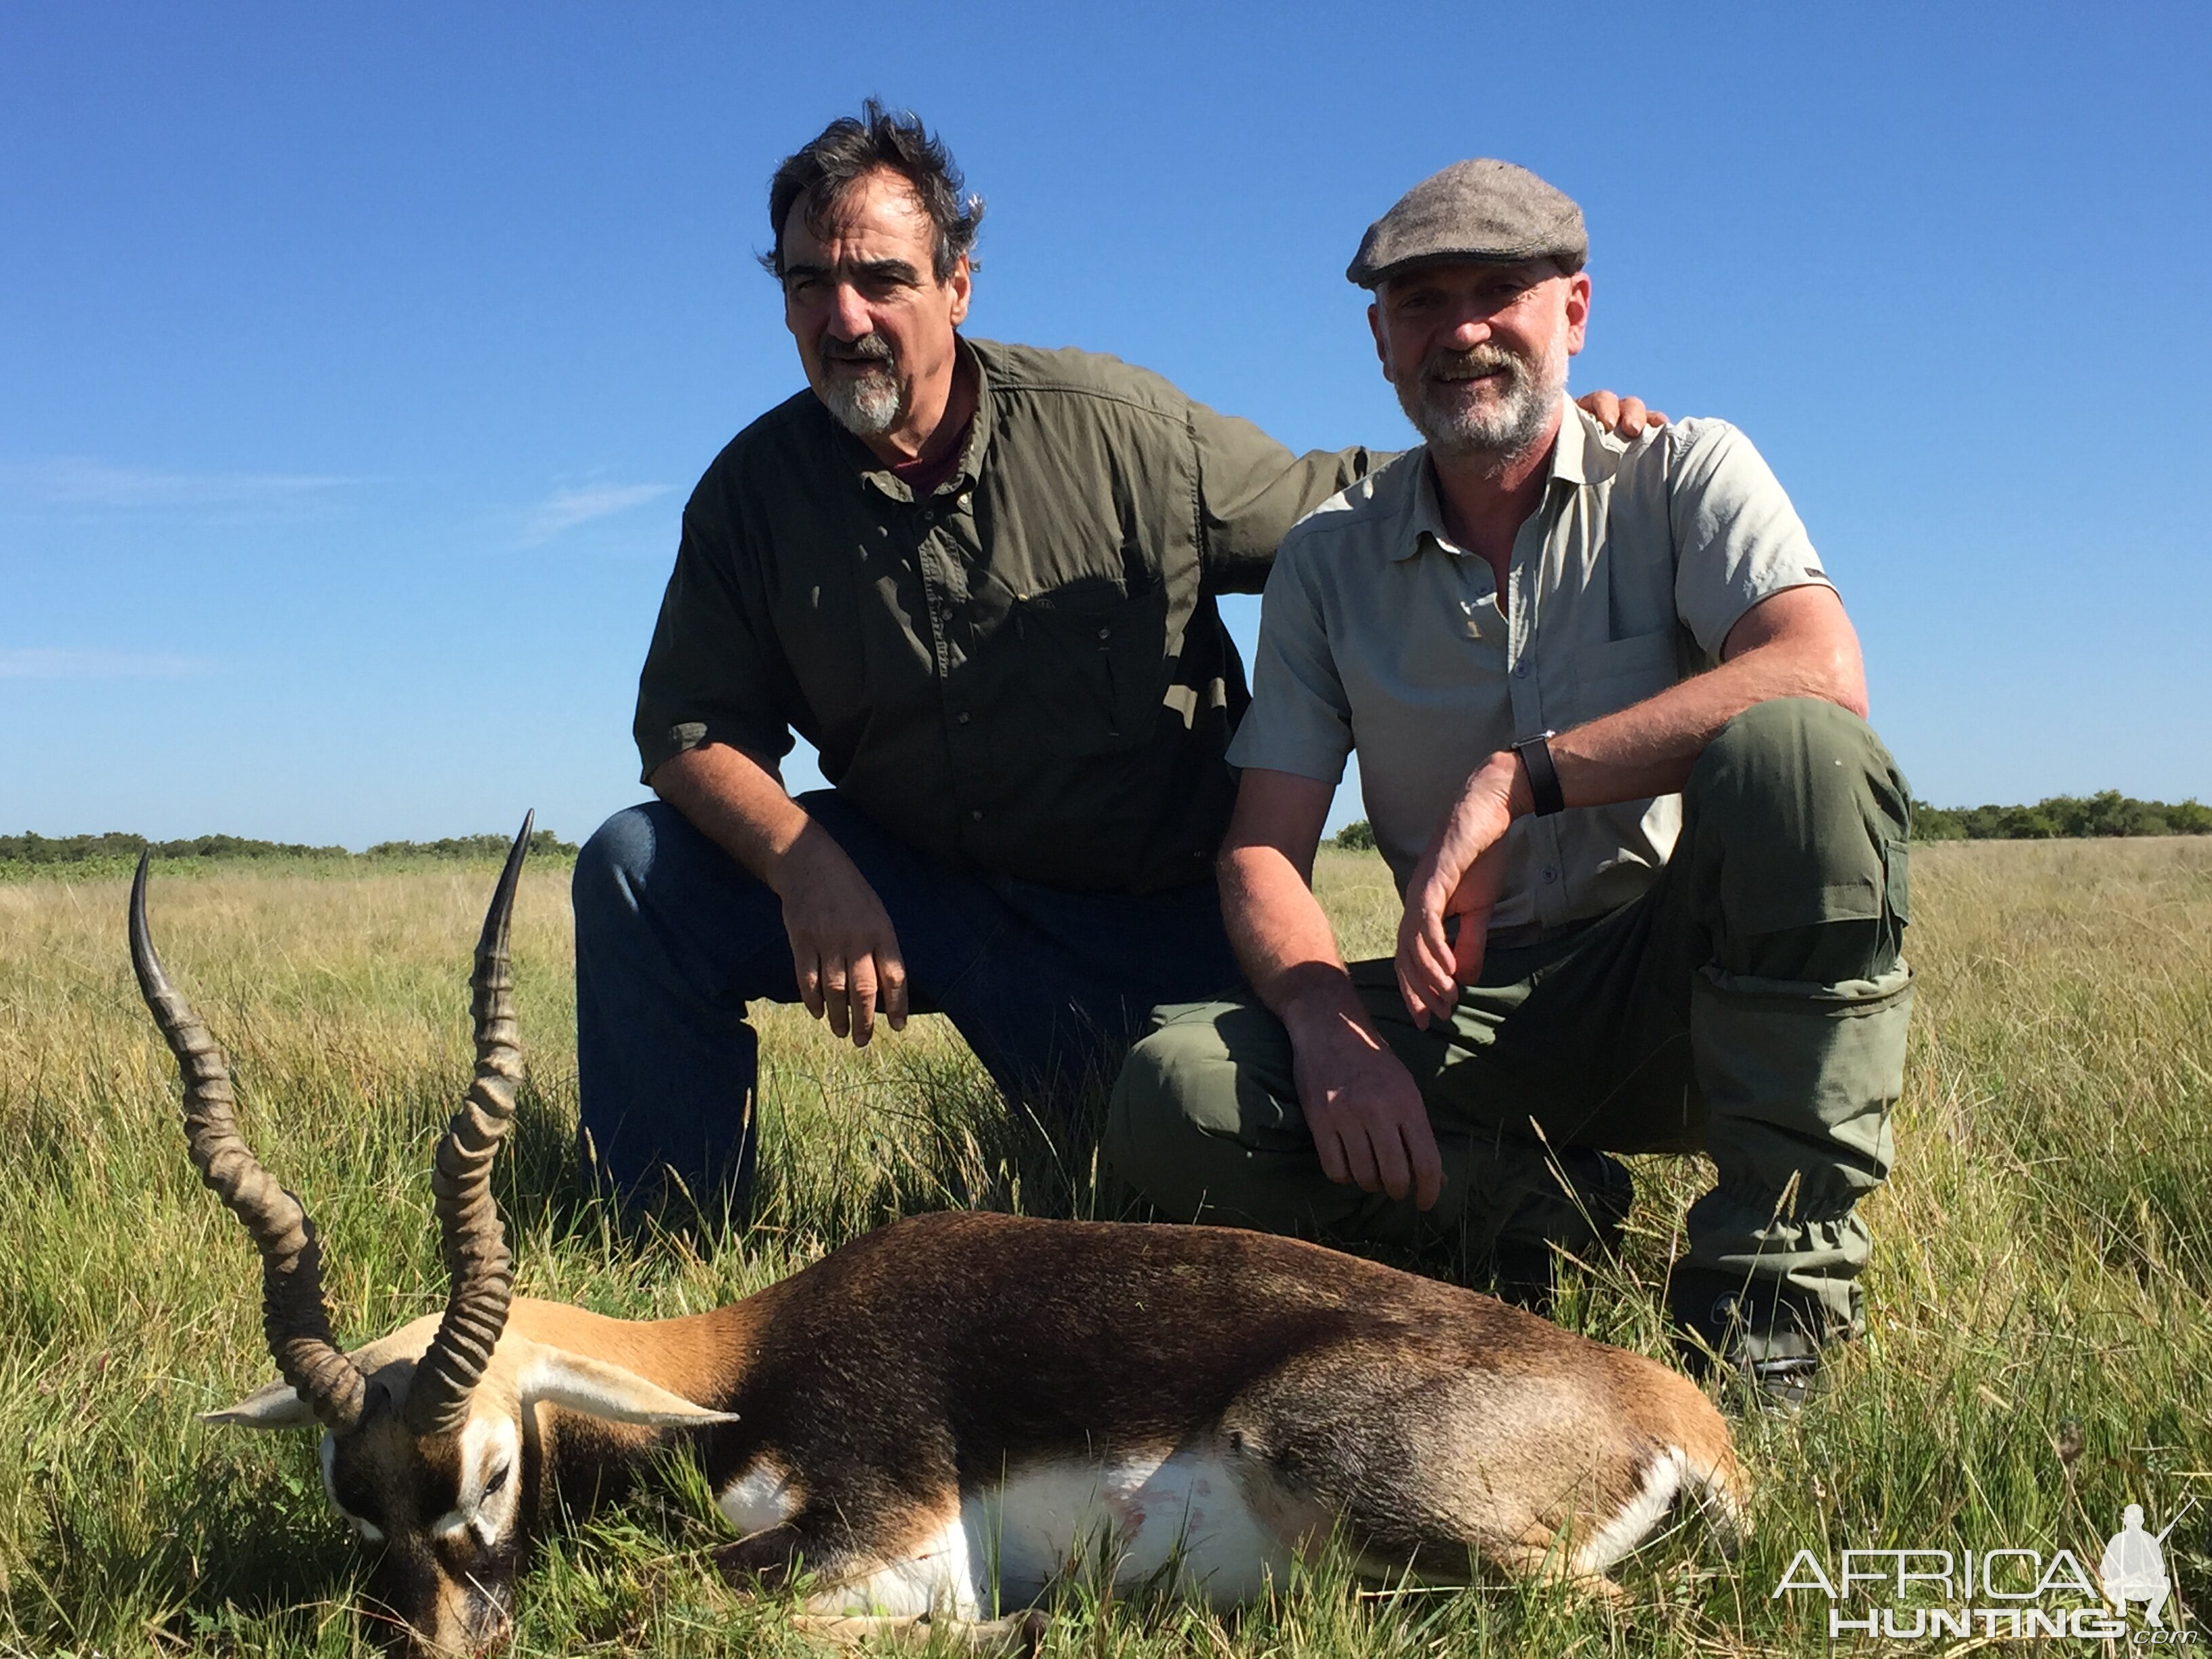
<box><xmin>1512</xmin><ymin>730</ymin><xmax>1566</xmax><ymax>817</ymax></box>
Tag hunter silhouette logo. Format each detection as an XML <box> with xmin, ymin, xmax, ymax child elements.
<box><xmin>2103</xmin><ymin>1500</ymin><xmax>2194</xmax><ymax>1629</ymax></box>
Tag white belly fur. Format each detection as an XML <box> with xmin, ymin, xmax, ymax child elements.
<box><xmin>766</xmin><ymin>1450</ymin><xmax>1291</xmax><ymax>1618</ymax></box>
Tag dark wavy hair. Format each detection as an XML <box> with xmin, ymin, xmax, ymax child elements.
<box><xmin>761</xmin><ymin>100</ymin><xmax>985</xmax><ymax>283</ymax></box>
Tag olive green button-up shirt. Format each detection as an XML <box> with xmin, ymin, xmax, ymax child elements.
<box><xmin>634</xmin><ymin>337</ymin><xmax>1376</xmax><ymax>893</ymax></box>
<box><xmin>1229</xmin><ymin>407</ymin><xmax>1834</xmax><ymax>934</ymax></box>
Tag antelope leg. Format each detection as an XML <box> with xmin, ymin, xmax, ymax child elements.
<box><xmin>788</xmin><ymin>1610</ymin><xmax>1048</xmax><ymax>1656</ymax></box>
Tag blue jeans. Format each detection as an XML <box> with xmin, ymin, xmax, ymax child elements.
<box><xmin>572</xmin><ymin>794</ymin><xmax>1245</xmax><ymax>1206</ymax></box>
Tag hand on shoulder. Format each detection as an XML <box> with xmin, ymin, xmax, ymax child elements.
<box><xmin>1575</xmin><ymin>389</ymin><xmax>1668</xmax><ymax>439</ymax></box>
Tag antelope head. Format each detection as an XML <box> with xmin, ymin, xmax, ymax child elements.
<box><xmin>131</xmin><ymin>819</ymin><xmax>733</xmax><ymax>1655</ymax></box>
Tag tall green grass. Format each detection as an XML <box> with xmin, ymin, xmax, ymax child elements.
<box><xmin>0</xmin><ymin>840</ymin><xmax>2204</xmax><ymax>1655</ymax></box>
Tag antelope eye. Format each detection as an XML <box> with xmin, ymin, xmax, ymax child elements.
<box><xmin>484</xmin><ymin>1462</ymin><xmax>510</xmax><ymax>1497</ymax></box>
<box><xmin>335</xmin><ymin>1485</ymin><xmax>383</xmax><ymax>1530</ymax></box>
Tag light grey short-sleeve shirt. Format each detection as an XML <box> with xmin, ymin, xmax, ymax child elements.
<box><xmin>1228</xmin><ymin>405</ymin><xmax>1833</xmax><ymax>936</ymax></box>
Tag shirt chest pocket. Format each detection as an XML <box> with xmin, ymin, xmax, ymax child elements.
<box><xmin>998</xmin><ymin>579</ymin><xmax>1171</xmax><ymax>756</ymax></box>
<box><xmin>1570</xmin><ymin>628</ymin><xmax>1682</xmax><ymax>723</ymax></box>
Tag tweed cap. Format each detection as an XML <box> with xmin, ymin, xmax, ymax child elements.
<box><xmin>1347</xmin><ymin>159</ymin><xmax>1586</xmax><ymax>289</ymax></box>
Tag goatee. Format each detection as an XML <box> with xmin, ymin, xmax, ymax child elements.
<box><xmin>817</xmin><ymin>335</ymin><xmax>903</xmax><ymax>438</ymax></box>
<box><xmin>1395</xmin><ymin>338</ymin><xmax>1565</xmax><ymax>462</ymax></box>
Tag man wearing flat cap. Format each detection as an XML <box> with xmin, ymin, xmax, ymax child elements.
<box><xmin>1108</xmin><ymin>159</ymin><xmax>1912</xmax><ymax>1403</ymax></box>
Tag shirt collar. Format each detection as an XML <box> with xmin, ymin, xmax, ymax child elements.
<box><xmin>1397</xmin><ymin>457</ymin><xmax>1454</xmax><ymax>560</ymax></box>
<box><xmin>1393</xmin><ymin>398</ymin><xmax>1591</xmax><ymax>561</ymax></box>
<box><xmin>1551</xmin><ymin>400</ymin><xmax>1595</xmax><ymax>484</ymax></box>
<box><xmin>953</xmin><ymin>336</ymin><xmax>993</xmax><ymax>485</ymax></box>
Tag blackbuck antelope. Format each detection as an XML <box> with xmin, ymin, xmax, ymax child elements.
<box><xmin>133</xmin><ymin>821</ymin><xmax>1745</xmax><ymax>1656</ymax></box>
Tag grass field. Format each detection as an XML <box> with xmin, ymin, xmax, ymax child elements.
<box><xmin>1</xmin><ymin>838</ymin><xmax>2207</xmax><ymax>1656</ymax></box>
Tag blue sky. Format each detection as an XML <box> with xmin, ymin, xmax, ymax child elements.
<box><xmin>4</xmin><ymin>3</ymin><xmax>2207</xmax><ymax>846</ymax></box>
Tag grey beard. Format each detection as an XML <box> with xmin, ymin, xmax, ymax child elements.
<box><xmin>817</xmin><ymin>339</ymin><xmax>903</xmax><ymax>438</ymax></box>
<box><xmin>1395</xmin><ymin>341</ymin><xmax>1565</xmax><ymax>462</ymax></box>
<box><xmin>819</xmin><ymin>367</ymin><xmax>902</xmax><ymax>438</ymax></box>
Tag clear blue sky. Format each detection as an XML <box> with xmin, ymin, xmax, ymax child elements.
<box><xmin>5</xmin><ymin>3</ymin><xmax>2207</xmax><ymax>846</ymax></box>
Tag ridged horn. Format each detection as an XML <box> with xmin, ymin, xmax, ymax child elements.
<box><xmin>404</xmin><ymin>815</ymin><xmax>533</xmax><ymax>1436</ymax></box>
<box><xmin>130</xmin><ymin>854</ymin><xmax>368</xmax><ymax>1433</ymax></box>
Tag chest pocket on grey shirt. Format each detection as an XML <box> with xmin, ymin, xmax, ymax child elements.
<box><xmin>1572</xmin><ymin>629</ymin><xmax>1683</xmax><ymax>723</ymax></box>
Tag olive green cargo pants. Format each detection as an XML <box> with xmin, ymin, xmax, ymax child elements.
<box><xmin>1105</xmin><ymin>698</ymin><xmax>1913</xmax><ymax>1361</ymax></box>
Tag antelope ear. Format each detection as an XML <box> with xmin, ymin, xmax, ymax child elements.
<box><xmin>201</xmin><ymin>1379</ymin><xmax>321</xmax><ymax>1429</ymax></box>
<box><xmin>516</xmin><ymin>1345</ymin><xmax>739</xmax><ymax>1428</ymax></box>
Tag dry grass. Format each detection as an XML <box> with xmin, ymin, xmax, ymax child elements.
<box><xmin>1</xmin><ymin>838</ymin><xmax>2206</xmax><ymax>1655</ymax></box>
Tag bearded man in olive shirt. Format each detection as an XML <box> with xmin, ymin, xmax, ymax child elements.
<box><xmin>569</xmin><ymin>103</ymin><xmax>1364</xmax><ymax>1206</ymax></box>
<box><xmin>574</xmin><ymin>106</ymin><xmax>1654</xmax><ymax>1212</ymax></box>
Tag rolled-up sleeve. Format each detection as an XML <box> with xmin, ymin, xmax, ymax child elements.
<box><xmin>1226</xmin><ymin>532</ymin><xmax>1355</xmax><ymax>787</ymax></box>
<box><xmin>1667</xmin><ymin>419</ymin><xmax>1836</xmax><ymax>657</ymax></box>
<box><xmin>1187</xmin><ymin>397</ymin><xmax>1380</xmax><ymax>595</ymax></box>
<box><xmin>632</xmin><ymin>506</ymin><xmax>796</xmax><ymax>785</ymax></box>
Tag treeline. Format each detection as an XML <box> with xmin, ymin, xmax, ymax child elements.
<box><xmin>361</xmin><ymin>832</ymin><xmax>579</xmax><ymax>861</ymax></box>
<box><xmin>1328</xmin><ymin>789</ymin><xmax>2211</xmax><ymax>852</ymax></box>
<box><xmin>0</xmin><ymin>829</ymin><xmax>577</xmax><ymax>865</ymax></box>
<box><xmin>1909</xmin><ymin>792</ymin><xmax>2211</xmax><ymax>841</ymax></box>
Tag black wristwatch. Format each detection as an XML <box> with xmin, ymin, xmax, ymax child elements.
<box><xmin>1511</xmin><ymin>730</ymin><xmax>1566</xmax><ymax>817</ymax></box>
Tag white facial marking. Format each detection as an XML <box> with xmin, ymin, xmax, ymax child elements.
<box><xmin>432</xmin><ymin>1416</ymin><xmax>524</xmax><ymax>1545</ymax></box>
<box><xmin>1574</xmin><ymin>1446</ymin><xmax>1689</xmax><ymax>1575</ymax></box>
<box><xmin>320</xmin><ymin>1435</ymin><xmax>385</xmax><ymax>1544</ymax></box>
<box><xmin>717</xmin><ymin>1458</ymin><xmax>803</xmax><ymax>1536</ymax></box>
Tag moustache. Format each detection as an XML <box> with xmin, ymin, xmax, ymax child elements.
<box><xmin>1420</xmin><ymin>344</ymin><xmax>1526</xmax><ymax>385</ymax></box>
<box><xmin>823</xmin><ymin>334</ymin><xmax>896</xmax><ymax>368</ymax></box>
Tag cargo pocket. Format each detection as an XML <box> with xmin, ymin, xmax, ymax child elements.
<box><xmin>1883</xmin><ymin>837</ymin><xmax>1910</xmax><ymax>924</ymax></box>
<box><xmin>1881</xmin><ymin>835</ymin><xmax>1910</xmax><ymax>963</ymax></box>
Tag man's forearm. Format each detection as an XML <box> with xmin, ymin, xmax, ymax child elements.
<box><xmin>649</xmin><ymin>742</ymin><xmax>820</xmax><ymax>895</ymax></box>
<box><xmin>1552</xmin><ymin>591</ymin><xmax>1867</xmax><ymax>811</ymax></box>
<box><xmin>1220</xmin><ymin>844</ymin><xmax>1372</xmax><ymax>1038</ymax></box>
<box><xmin>1551</xmin><ymin>651</ymin><xmax>1816</xmax><ymax>806</ymax></box>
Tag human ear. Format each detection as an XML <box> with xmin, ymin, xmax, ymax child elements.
<box><xmin>947</xmin><ymin>255</ymin><xmax>972</xmax><ymax>327</ymax></box>
<box><xmin>1563</xmin><ymin>272</ymin><xmax>1591</xmax><ymax>356</ymax></box>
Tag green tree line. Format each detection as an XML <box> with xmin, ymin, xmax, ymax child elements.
<box><xmin>1330</xmin><ymin>789</ymin><xmax>2211</xmax><ymax>851</ymax></box>
<box><xmin>0</xmin><ymin>828</ymin><xmax>578</xmax><ymax>865</ymax></box>
<box><xmin>1908</xmin><ymin>791</ymin><xmax>2211</xmax><ymax>840</ymax></box>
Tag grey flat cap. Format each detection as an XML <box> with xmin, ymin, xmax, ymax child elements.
<box><xmin>1347</xmin><ymin>159</ymin><xmax>1586</xmax><ymax>288</ymax></box>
